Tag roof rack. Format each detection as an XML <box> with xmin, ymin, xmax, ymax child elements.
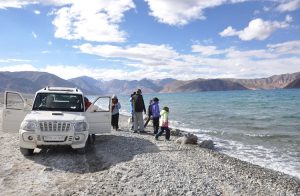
<box><xmin>44</xmin><ymin>86</ymin><xmax>79</xmax><ymax>92</ymax></box>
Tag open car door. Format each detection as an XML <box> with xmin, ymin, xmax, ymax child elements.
<box><xmin>1</xmin><ymin>91</ymin><xmax>30</xmax><ymax>132</ymax></box>
<box><xmin>85</xmin><ymin>96</ymin><xmax>111</xmax><ymax>134</ymax></box>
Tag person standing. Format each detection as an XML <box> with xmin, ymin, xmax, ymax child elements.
<box><xmin>111</xmin><ymin>95</ymin><xmax>121</xmax><ymax>131</ymax></box>
<box><xmin>84</xmin><ymin>97</ymin><xmax>92</xmax><ymax>111</ymax></box>
<box><xmin>150</xmin><ymin>97</ymin><xmax>160</xmax><ymax>134</ymax></box>
<box><xmin>132</xmin><ymin>89</ymin><xmax>146</xmax><ymax>133</ymax></box>
<box><xmin>155</xmin><ymin>106</ymin><xmax>170</xmax><ymax>140</ymax></box>
<box><xmin>144</xmin><ymin>99</ymin><xmax>153</xmax><ymax>128</ymax></box>
<box><xmin>129</xmin><ymin>92</ymin><xmax>136</xmax><ymax>130</ymax></box>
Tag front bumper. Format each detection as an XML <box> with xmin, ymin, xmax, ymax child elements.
<box><xmin>19</xmin><ymin>129</ymin><xmax>88</xmax><ymax>149</ymax></box>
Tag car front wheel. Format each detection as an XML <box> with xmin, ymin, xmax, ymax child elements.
<box><xmin>76</xmin><ymin>147</ymin><xmax>86</xmax><ymax>154</ymax></box>
<box><xmin>20</xmin><ymin>147</ymin><xmax>34</xmax><ymax>156</ymax></box>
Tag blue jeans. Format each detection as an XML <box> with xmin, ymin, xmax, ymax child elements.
<box><xmin>155</xmin><ymin>127</ymin><xmax>170</xmax><ymax>140</ymax></box>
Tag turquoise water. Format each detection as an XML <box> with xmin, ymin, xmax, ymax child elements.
<box><xmin>114</xmin><ymin>89</ymin><xmax>300</xmax><ymax>179</ymax></box>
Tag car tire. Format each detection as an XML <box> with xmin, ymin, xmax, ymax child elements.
<box><xmin>20</xmin><ymin>147</ymin><xmax>34</xmax><ymax>156</ymax></box>
<box><xmin>77</xmin><ymin>147</ymin><xmax>86</xmax><ymax>154</ymax></box>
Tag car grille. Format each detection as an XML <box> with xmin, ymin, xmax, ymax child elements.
<box><xmin>39</xmin><ymin>122</ymin><xmax>71</xmax><ymax>132</ymax></box>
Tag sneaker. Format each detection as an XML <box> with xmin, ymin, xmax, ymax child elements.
<box><xmin>133</xmin><ymin>130</ymin><xmax>138</xmax><ymax>133</ymax></box>
<box><xmin>155</xmin><ymin>137</ymin><xmax>158</xmax><ymax>140</ymax></box>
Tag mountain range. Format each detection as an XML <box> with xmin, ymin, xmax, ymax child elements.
<box><xmin>0</xmin><ymin>71</ymin><xmax>299</xmax><ymax>95</ymax></box>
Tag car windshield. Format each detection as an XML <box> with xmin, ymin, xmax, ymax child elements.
<box><xmin>32</xmin><ymin>93</ymin><xmax>84</xmax><ymax>112</ymax></box>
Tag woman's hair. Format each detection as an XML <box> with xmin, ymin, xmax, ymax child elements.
<box><xmin>163</xmin><ymin>106</ymin><xmax>169</xmax><ymax>112</ymax></box>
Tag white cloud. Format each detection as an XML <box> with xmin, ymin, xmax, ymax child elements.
<box><xmin>37</xmin><ymin>0</ymin><xmax>72</xmax><ymax>6</ymax></box>
<box><xmin>219</xmin><ymin>26</ymin><xmax>238</xmax><ymax>37</ymax></box>
<box><xmin>263</xmin><ymin>6</ymin><xmax>271</xmax><ymax>12</ymax></box>
<box><xmin>74</xmin><ymin>43</ymin><xmax>179</xmax><ymax>65</ymax></box>
<box><xmin>2</xmin><ymin>38</ymin><xmax>300</xmax><ymax>80</ymax></box>
<box><xmin>71</xmin><ymin>40</ymin><xmax>300</xmax><ymax>80</ymax></box>
<box><xmin>276</xmin><ymin>0</ymin><xmax>300</xmax><ymax>12</ymax></box>
<box><xmin>42</xmin><ymin>64</ymin><xmax>161</xmax><ymax>81</ymax></box>
<box><xmin>144</xmin><ymin>0</ymin><xmax>251</xmax><ymax>26</ymax></box>
<box><xmin>191</xmin><ymin>44</ymin><xmax>225</xmax><ymax>56</ymax></box>
<box><xmin>1</xmin><ymin>0</ymin><xmax>129</xmax><ymax>43</ymax></box>
<box><xmin>0</xmin><ymin>0</ymin><xmax>72</xmax><ymax>9</ymax></box>
<box><xmin>52</xmin><ymin>0</ymin><xmax>135</xmax><ymax>42</ymax></box>
<box><xmin>267</xmin><ymin>40</ymin><xmax>300</xmax><ymax>54</ymax></box>
<box><xmin>32</xmin><ymin>31</ymin><xmax>37</xmax><ymax>38</ymax></box>
<box><xmin>220</xmin><ymin>16</ymin><xmax>292</xmax><ymax>41</ymax></box>
<box><xmin>0</xmin><ymin>0</ymin><xmax>35</xmax><ymax>9</ymax></box>
<box><xmin>0</xmin><ymin>64</ymin><xmax>37</xmax><ymax>72</ymax></box>
<box><xmin>34</xmin><ymin>10</ymin><xmax>40</xmax><ymax>15</ymax></box>
<box><xmin>0</xmin><ymin>58</ymin><xmax>32</xmax><ymax>63</ymax></box>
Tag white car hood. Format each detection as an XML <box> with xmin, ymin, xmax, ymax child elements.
<box><xmin>24</xmin><ymin>111</ymin><xmax>86</xmax><ymax>122</ymax></box>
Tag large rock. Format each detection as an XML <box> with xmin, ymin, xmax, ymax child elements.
<box><xmin>199</xmin><ymin>140</ymin><xmax>214</xmax><ymax>149</ymax></box>
<box><xmin>170</xmin><ymin>128</ymin><xmax>183</xmax><ymax>136</ymax></box>
<box><xmin>175</xmin><ymin>133</ymin><xmax>198</xmax><ymax>145</ymax></box>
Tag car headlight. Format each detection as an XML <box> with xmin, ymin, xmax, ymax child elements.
<box><xmin>21</xmin><ymin>121</ymin><xmax>37</xmax><ymax>131</ymax></box>
<box><xmin>74</xmin><ymin>122</ymin><xmax>87</xmax><ymax>132</ymax></box>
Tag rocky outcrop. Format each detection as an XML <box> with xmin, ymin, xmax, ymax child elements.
<box><xmin>162</xmin><ymin>79</ymin><xmax>248</xmax><ymax>93</ymax></box>
<box><xmin>285</xmin><ymin>78</ymin><xmax>300</xmax><ymax>88</ymax></box>
<box><xmin>230</xmin><ymin>72</ymin><xmax>300</xmax><ymax>89</ymax></box>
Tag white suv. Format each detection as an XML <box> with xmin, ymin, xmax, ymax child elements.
<box><xmin>1</xmin><ymin>87</ymin><xmax>111</xmax><ymax>155</ymax></box>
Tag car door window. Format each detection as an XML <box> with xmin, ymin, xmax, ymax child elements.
<box><xmin>93</xmin><ymin>97</ymin><xmax>110</xmax><ymax>112</ymax></box>
<box><xmin>5</xmin><ymin>92</ymin><xmax>25</xmax><ymax>110</ymax></box>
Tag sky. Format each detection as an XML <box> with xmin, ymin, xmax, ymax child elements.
<box><xmin>0</xmin><ymin>0</ymin><xmax>299</xmax><ymax>81</ymax></box>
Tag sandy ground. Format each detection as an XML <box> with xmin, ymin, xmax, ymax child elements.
<box><xmin>0</xmin><ymin>114</ymin><xmax>299</xmax><ymax>196</ymax></box>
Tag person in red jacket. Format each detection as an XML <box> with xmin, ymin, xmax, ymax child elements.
<box><xmin>84</xmin><ymin>97</ymin><xmax>92</xmax><ymax>111</ymax></box>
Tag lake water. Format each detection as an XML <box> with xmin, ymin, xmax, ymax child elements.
<box><xmin>114</xmin><ymin>89</ymin><xmax>300</xmax><ymax>179</ymax></box>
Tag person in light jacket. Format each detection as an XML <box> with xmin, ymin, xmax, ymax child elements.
<box><xmin>111</xmin><ymin>95</ymin><xmax>121</xmax><ymax>130</ymax></box>
<box><xmin>155</xmin><ymin>106</ymin><xmax>170</xmax><ymax>140</ymax></box>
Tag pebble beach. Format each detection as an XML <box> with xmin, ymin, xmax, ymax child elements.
<box><xmin>0</xmin><ymin>114</ymin><xmax>299</xmax><ymax>196</ymax></box>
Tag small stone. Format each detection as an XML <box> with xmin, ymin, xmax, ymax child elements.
<box><xmin>44</xmin><ymin>167</ymin><xmax>53</xmax><ymax>172</ymax></box>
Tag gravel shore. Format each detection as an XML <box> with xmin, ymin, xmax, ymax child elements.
<box><xmin>0</xmin><ymin>114</ymin><xmax>299</xmax><ymax>196</ymax></box>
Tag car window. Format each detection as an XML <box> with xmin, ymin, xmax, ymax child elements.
<box><xmin>32</xmin><ymin>93</ymin><xmax>84</xmax><ymax>112</ymax></box>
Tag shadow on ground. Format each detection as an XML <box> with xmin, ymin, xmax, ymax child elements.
<box><xmin>28</xmin><ymin>135</ymin><xmax>159</xmax><ymax>174</ymax></box>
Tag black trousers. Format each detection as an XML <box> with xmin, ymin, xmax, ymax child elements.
<box><xmin>111</xmin><ymin>113</ymin><xmax>119</xmax><ymax>130</ymax></box>
<box><xmin>152</xmin><ymin>117</ymin><xmax>159</xmax><ymax>134</ymax></box>
<box><xmin>155</xmin><ymin>127</ymin><xmax>170</xmax><ymax>140</ymax></box>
